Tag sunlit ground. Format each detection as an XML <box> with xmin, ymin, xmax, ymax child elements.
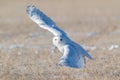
<box><xmin>0</xmin><ymin>0</ymin><xmax>120</xmax><ymax>80</ymax></box>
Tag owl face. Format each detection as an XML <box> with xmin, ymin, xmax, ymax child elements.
<box><xmin>53</xmin><ymin>36</ymin><xmax>65</xmax><ymax>46</ymax></box>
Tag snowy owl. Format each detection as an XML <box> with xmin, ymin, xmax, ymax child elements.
<box><xmin>26</xmin><ymin>5</ymin><xmax>93</xmax><ymax>68</ymax></box>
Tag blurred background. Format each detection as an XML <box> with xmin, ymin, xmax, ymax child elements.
<box><xmin>0</xmin><ymin>0</ymin><xmax>120</xmax><ymax>80</ymax></box>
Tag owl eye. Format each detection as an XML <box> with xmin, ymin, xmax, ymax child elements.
<box><xmin>60</xmin><ymin>38</ymin><xmax>62</xmax><ymax>41</ymax></box>
<box><xmin>55</xmin><ymin>38</ymin><xmax>57</xmax><ymax>41</ymax></box>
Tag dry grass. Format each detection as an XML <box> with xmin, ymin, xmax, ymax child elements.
<box><xmin>0</xmin><ymin>0</ymin><xmax>120</xmax><ymax>80</ymax></box>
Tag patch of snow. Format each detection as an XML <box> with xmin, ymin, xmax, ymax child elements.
<box><xmin>108</xmin><ymin>44</ymin><xmax>119</xmax><ymax>50</ymax></box>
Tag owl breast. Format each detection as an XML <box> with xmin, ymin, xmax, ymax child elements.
<box><xmin>57</xmin><ymin>46</ymin><xmax>64</xmax><ymax>53</ymax></box>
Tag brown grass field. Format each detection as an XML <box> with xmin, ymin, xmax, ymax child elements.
<box><xmin>0</xmin><ymin>0</ymin><xmax>120</xmax><ymax>80</ymax></box>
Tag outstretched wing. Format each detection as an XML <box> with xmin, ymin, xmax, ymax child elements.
<box><xmin>26</xmin><ymin>5</ymin><xmax>66</xmax><ymax>36</ymax></box>
<box><xmin>58</xmin><ymin>45</ymin><xmax>85</xmax><ymax>68</ymax></box>
<box><xmin>71</xmin><ymin>41</ymin><xmax>93</xmax><ymax>60</ymax></box>
<box><xmin>78</xmin><ymin>45</ymin><xmax>93</xmax><ymax>60</ymax></box>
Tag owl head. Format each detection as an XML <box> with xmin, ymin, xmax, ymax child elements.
<box><xmin>53</xmin><ymin>36</ymin><xmax>69</xmax><ymax>47</ymax></box>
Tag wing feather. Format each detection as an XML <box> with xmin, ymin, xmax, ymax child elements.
<box><xmin>70</xmin><ymin>42</ymin><xmax>93</xmax><ymax>60</ymax></box>
<box><xmin>26</xmin><ymin>5</ymin><xmax>66</xmax><ymax>36</ymax></box>
<box><xmin>58</xmin><ymin>45</ymin><xmax>84</xmax><ymax>68</ymax></box>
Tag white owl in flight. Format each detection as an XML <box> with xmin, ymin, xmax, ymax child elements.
<box><xmin>26</xmin><ymin>5</ymin><xmax>93</xmax><ymax>68</ymax></box>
